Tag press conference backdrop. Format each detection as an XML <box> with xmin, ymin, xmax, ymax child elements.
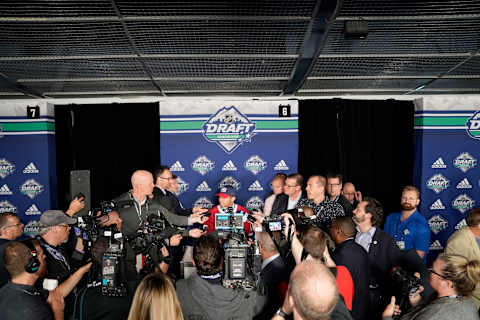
<box><xmin>160</xmin><ymin>101</ymin><xmax>299</xmax><ymax>211</ymax></box>
<box><xmin>0</xmin><ymin>103</ymin><xmax>57</xmax><ymax>237</ymax></box>
<box><xmin>414</xmin><ymin>107</ymin><xmax>480</xmax><ymax>265</ymax></box>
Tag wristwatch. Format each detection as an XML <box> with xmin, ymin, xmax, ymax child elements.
<box><xmin>276</xmin><ymin>308</ymin><xmax>288</xmax><ymax>318</ymax></box>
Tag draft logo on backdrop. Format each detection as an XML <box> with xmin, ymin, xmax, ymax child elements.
<box><xmin>23</xmin><ymin>162</ymin><xmax>39</xmax><ymax>174</ymax></box>
<box><xmin>193</xmin><ymin>197</ymin><xmax>213</xmax><ymax>209</ymax></box>
<box><xmin>426</xmin><ymin>174</ymin><xmax>449</xmax><ymax>194</ymax></box>
<box><xmin>428</xmin><ymin>215</ymin><xmax>448</xmax><ymax>234</ymax></box>
<box><xmin>191</xmin><ymin>155</ymin><xmax>215</xmax><ymax>176</ymax></box>
<box><xmin>244</xmin><ymin>155</ymin><xmax>267</xmax><ymax>175</ymax></box>
<box><xmin>23</xmin><ymin>220</ymin><xmax>41</xmax><ymax>237</ymax></box>
<box><xmin>453</xmin><ymin>152</ymin><xmax>477</xmax><ymax>173</ymax></box>
<box><xmin>452</xmin><ymin>194</ymin><xmax>475</xmax><ymax>214</ymax></box>
<box><xmin>0</xmin><ymin>158</ymin><xmax>15</xmax><ymax>178</ymax></box>
<box><xmin>176</xmin><ymin>176</ymin><xmax>189</xmax><ymax>196</ymax></box>
<box><xmin>218</xmin><ymin>176</ymin><xmax>241</xmax><ymax>191</ymax></box>
<box><xmin>0</xmin><ymin>184</ymin><xmax>13</xmax><ymax>195</ymax></box>
<box><xmin>20</xmin><ymin>179</ymin><xmax>44</xmax><ymax>199</ymax></box>
<box><xmin>0</xmin><ymin>200</ymin><xmax>17</xmax><ymax>213</ymax></box>
<box><xmin>201</xmin><ymin>106</ymin><xmax>256</xmax><ymax>154</ymax></box>
<box><xmin>246</xmin><ymin>196</ymin><xmax>264</xmax><ymax>210</ymax></box>
<box><xmin>466</xmin><ymin>110</ymin><xmax>480</xmax><ymax>140</ymax></box>
<box><xmin>196</xmin><ymin>181</ymin><xmax>212</xmax><ymax>192</ymax></box>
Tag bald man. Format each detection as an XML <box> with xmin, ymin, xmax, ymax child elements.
<box><xmin>273</xmin><ymin>260</ymin><xmax>352</xmax><ymax>320</ymax></box>
<box><xmin>114</xmin><ymin>170</ymin><xmax>206</xmax><ymax>290</ymax></box>
<box><xmin>342</xmin><ymin>182</ymin><xmax>362</xmax><ymax>209</ymax></box>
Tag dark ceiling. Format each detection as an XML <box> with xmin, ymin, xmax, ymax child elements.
<box><xmin>0</xmin><ymin>0</ymin><xmax>479</xmax><ymax>99</ymax></box>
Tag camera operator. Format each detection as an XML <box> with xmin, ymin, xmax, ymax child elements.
<box><xmin>36</xmin><ymin>210</ymin><xmax>92</xmax><ymax>317</ymax></box>
<box><xmin>382</xmin><ymin>254</ymin><xmax>480</xmax><ymax>320</ymax></box>
<box><xmin>114</xmin><ymin>170</ymin><xmax>207</xmax><ymax>291</ymax></box>
<box><xmin>175</xmin><ymin>234</ymin><xmax>267</xmax><ymax>320</ymax></box>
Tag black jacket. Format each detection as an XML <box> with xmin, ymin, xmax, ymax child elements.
<box><xmin>335</xmin><ymin>194</ymin><xmax>354</xmax><ymax>217</ymax></box>
<box><xmin>332</xmin><ymin>239</ymin><xmax>370</xmax><ymax>320</ymax></box>
<box><xmin>271</xmin><ymin>192</ymin><xmax>306</xmax><ymax>215</ymax></box>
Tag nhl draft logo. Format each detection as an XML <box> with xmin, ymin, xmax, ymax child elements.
<box><xmin>244</xmin><ymin>155</ymin><xmax>267</xmax><ymax>175</ymax></box>
<box><xmin>0</xmin><ymin>200</ymin><xmax>17</xmax><ymax>213</ymax></box>
<box><xmin>428</xmin><ymin>215</ymin><xmax>448</xmax><ymax>234</ymax></box>
<box><xmin>170</xmin><ymin>161</ymin><xmax>185</xmax><ymax>172</ymax></box>
<box><xmin>452</xmin><ymin>194</ymin><xmax>475</xmax><ymax>214</ymax></box>
<box><xmin>454</xmin><ymin>152</ymin><xmax>477</xmax><ymax>173</ymax></box>
<box><xmin>218</xmin><ymin>176</ymin><xmax>241</xmax><ymax>191</ymax></box>
<box><xmin>0</xmin><ymin>158</ymin><xmax>15</xmax><ymax>178</ymax></box>
<box><xmin>466</xmin><ymin>110</ymin><xmax>480</xmax><ymax>140</ymax></box>
<box><xmin>426</xmin><ymin>174</ymin><xmax>449</xmax><ymax>194</ymax></box>
<box><xmin>201</xmin><ymin>106</ymin><xmax>256</xmax><ymax>154</ymax></box>
<box><xmin>23</xmin><ymin>162</ymin><xmax>39</xmax><ymax>174</ymax></box>
<box><xmin>20</xmin><ymin>179</ymin><xmax>44</xmax><ymax>199</ymax></box>
<box><xmin>193</xmin><ymin>197</ymin><xmax>213</xmax><ymax>209</ymax></box>
<box><xmin>0</xmin><ymin>184</ymin><xmax>13</xmax><ymax>195</ymax></box>
<box><xmin>246</xmin><ymin>196</ymin><xmax>264</xmax><ymax>210</ymax></box>
<box><xmin>196</xmin><ymin>181</ymin><xmax>212</xmax><ymax>192</ymax></box>
<box><xmin>24</xmin><ymin>220</ymin><xmax>41</xmax><ymax>237</ymax></box>
<box><xmin>25</xmin><ymin>204</ymin><xmax>42</xmax><ymax>216</ymax></box>
<box><xmin>429</xmin><ymin>240</ymin><xmax>443</xmax><ymax>251</ymax></box>
<box><xmin>176</xmin><ymin>176</ymin><xmax>189</xmax><ymax>196</ymax></box>
<box><xmin>191</xmin><ymin>155</ymin><xmax>215</xmax><ymax>176</ymax></box>
<box><xmin>248</xmin><ymin>180</ymin><xmax>264</xmax><ymax>191</ymax></box>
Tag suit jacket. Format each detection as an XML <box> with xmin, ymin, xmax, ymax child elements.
<box><xmin>152</xmin><ymin>186</ymin><xmax>175</xmax><ymax>212</ymax></box>
<box><xmin>445</xmin><ymin>226</ymin><xmax>480</xmax><ymax>307</ymax></box>
<box><xmin>332</xmin><ymin>239</ymin><xmax>370</xmax><ymax>320</ymax></box>
<box><xmin>271</xmin><ymin>192</ymin><xmax>306</xmax><ymax>215</ymax></box>
<box><xmin>255</xmin><ymin>255</ymin><xmax>290</xmax><ymax>320</ymax></box>
<box><xmin>167</xmin><ymin>192</ymin><xmax>192</xmax><ymax>216</ymax></box>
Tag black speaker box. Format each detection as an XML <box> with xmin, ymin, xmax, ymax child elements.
<box><xmin>69</xmin><ymin>170</ymin><xmax>91</xmax><ymax>217</ymax></box>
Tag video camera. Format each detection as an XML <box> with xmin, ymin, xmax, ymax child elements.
<box><xmin>389</xmin><ymin>266</ymin><xmax>422</xmax><ymax>315</ymax></box>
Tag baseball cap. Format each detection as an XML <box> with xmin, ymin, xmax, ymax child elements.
<box><xmin>216</xmin><ymin>186</ymin><xmax>236</xmax><ymax>198</ymax></box>
<box><xmin>40</xmin><ymin>210</ymin><xmax>77</xmax><ymax>227</ymax></box>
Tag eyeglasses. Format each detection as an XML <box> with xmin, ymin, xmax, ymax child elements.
<box><xmin>428</xmin><ymin>268</ymin><xmax>447</xmax><ymax>280</ymax></box>
<box><xmin>401</xmin><ymin>197</ymin><xmax>417</xmax><ymax>201</ymax></box>
<box><xmin>328</xmin><ymin>183</ymin><xmax>341</xmax><ymax>187</ymax></box>
<box><xmin>1</xmin><ymin>222</ymin><xmax>23</xmax><ymax>229</ymax></box>
<box><xmin>158</xmin><ymin>176</ymin><xmax>173</xmax><ymax>181</ymax></box>
<box><xmin>285</xmin><ymin>184</ymin><xmax>297</xmax><ymax>188</ymax></box>
<box><xmin>57</xmin><ymin>224</ymin><xmax>71</xmax><ymax>230</ymax></box>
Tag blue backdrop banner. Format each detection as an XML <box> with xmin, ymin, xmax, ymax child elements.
<box><xmin>0</xmin><ymin>104</ymin><xmax>57</xmax><ymax>237</ymax></box>
<box><xmin>414</xmin><ymin>109</ymin><xmax>480</xmax><ymax>265</ymax></box>
<box><xmin>160</xmin><ymin>101</ymin><xmax>298</xmax><ymax>211</ymax></box>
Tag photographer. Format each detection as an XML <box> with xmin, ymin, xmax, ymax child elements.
<box><xmin>115</xmin><ymin>170</ymin><xmax>206</xmax><ymax>291</ymax></box>
<box><xmin>175</xmin><ymin>234</ymin><xmax>266</xmax><ymax>320</ymax></box>
<box><xmin>383</xmin><ymin>254</ymin><xmax>480</xmax><ymax>320</ymax></box>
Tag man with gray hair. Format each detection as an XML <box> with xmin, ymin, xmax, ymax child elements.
<box><xmin>272</xmin><ymin>260</ymin><xmax>344</xmax><ymax>320</ymax></box>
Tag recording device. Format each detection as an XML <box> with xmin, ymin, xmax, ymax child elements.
<box><xmin>390</xmin><ymin>266</ymin><xmax>422</xmax><ymax>315</ymax></box>
<box><xmin>101</xmin><ymin>225</ymin><xmax>127</xmax><ymax>297</ymax></box>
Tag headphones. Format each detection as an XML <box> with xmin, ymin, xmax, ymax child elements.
<box><xmin>22</xmin><ymin>240</ymin><xmax>41</xmax><ymax>274</ymax></box>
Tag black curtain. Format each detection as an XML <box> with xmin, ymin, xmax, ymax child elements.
<box><xmin>55</xmin><ymin>103</ymin><xmax>160</xmax><ymax>209</ymax></box>
<box><xmin>298</xmin><ymin>99</ymin><xmax>414</xmax><ymax>218</ymax></box>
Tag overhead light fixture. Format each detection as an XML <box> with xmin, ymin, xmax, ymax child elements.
<box><xmin>344</xmin><ymin>20</ymin><xmax>368</xmax><ymax>40</ymax></box>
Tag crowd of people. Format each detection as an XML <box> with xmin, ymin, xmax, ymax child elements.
<box><xmin>0</xmin><ymin>166</ymin><xmax>479</xmax><ymax>320</ymax></box>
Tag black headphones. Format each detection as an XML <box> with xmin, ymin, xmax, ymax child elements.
<box><xmin>22</xmin><ymin>240</ymin><xmax>41</xmax><ymax>274</ymax></box>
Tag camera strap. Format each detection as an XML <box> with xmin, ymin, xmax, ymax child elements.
<box><xmin>263</xmin><ymin>227</ymin><xmax>283</xmax><ymax>259</ymax></box>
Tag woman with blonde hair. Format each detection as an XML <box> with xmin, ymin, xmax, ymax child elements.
<box><xmin>128</xmin><ymin>272</ymin><xmax>183</xmax><ymax>320</ymax></box>
<box><xmin>383</xmin><ymin>253</ymin><xmax>480</xmax><ymax>320</ymax></box>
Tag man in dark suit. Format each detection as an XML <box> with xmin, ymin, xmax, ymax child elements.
<box><xmin>330</xmin><ymin>216</ymin><xmax>369</xmax><ymax>320</ymax></box>
<box><xmin>255</xmin><ymin>231</ymin><xmax>289</xmax><ymax>320</ymax></box>
<box><xmin>327</xmin><ymin>173</ymin><xmax>353</xmax><ymax>216</ymax></box>
<box><xmin>153</xmin><ymin>166</ymin><xmax>207</xmax><ymax>216</ymax></box>
<box><xmin>271</xmin><ymin>173</ymin><xmax>305</xmax><ymax>215</ymax></box>
<box><xmin>352</xmin><ymin>197</ymin><xmax>428</xmax><ymax>319</ymax></box>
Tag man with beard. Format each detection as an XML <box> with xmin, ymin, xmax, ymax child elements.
<box><xmin>384</xmin><ymin>186</ymin><xmax>430</xmax><ymax>262</ymax></box>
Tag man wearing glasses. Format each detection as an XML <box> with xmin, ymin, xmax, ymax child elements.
<box><xmin>384</xmin><ymin>186</ymin><xmax>430</xmax><ymax>262</ymax></box>
<box><xmin>271</xmin><ymin>173</ymin><xmax>305</xmax><ymax>215</ymax></box>
<box><xmin>0</xmin><ymin>212</ymin><xmax>25</xmax><ymax>287</ymax></box>
<box><xmin>327</xmin><ymin>173</ymin><xmax>353</xmax><ymax>216</ymax></box>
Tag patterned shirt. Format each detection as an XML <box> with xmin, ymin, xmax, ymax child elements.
<box><xmin>297</xmin><ymin>197</ymin><xmax>345</xmax><ymax>227</ymax></box>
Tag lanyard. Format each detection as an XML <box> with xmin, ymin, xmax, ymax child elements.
<box><xmin>130</xmin><ymin>192</ymin><xmax>149</xmax><ymax>225</ymax></box>
<box><xmin>38</xmin><ymin>237</ymin><xmax>70</xmax><ymax>271</ymax></box>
